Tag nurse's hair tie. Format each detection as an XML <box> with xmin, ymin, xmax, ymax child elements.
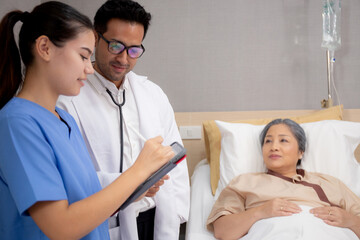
<box><xmin>20</xmin><ymin>11</ymin><xmax>31</xmax><ymax>23</ymax></box>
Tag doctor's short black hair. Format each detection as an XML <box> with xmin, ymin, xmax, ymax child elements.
<box><xmin>94</xmin><ymin>0</ymin><xmax>151</xmax><ymax>39</ymax></box>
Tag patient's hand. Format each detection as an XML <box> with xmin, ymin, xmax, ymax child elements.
<box><xmin>310</xmin><ymin>206</ymin><xmax>359</xmax><ymax>229</ymax></box>
<box><xmin>259</xmin><ymin>198</ymin><xmax>302</xmax><ymax>219</ymax></box>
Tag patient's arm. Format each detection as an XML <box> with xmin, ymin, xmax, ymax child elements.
<box><xmin>347</xmin><ymin>215</ymin><xmax>360</xmax><ymax>238</ymax></box>
<box><xmin>311</xmin><ymin>206</ymin><xmax>360</xmax><ymax>238</ymax></box>
<box><xmin>213</xmin><ymin>198</ymin><xmax>301</xmax><ymax>240</ymax></box>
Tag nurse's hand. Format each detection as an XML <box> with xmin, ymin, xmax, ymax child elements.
<box><xmin>145</xmin><ymin>175</ymin><xmax>170</xmax><ymax>197</ymax></box>
<box><xmin>133</xmin><ymin>136</ymin><xmax>174</xmax><ymax>177</ymax></box>
<box><xmin>135</xmin><ymin>175</ymin><xmax>170</xmax><ymax>201</ymax></box>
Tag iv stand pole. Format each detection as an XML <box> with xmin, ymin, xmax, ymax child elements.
<box><xmin>321</xmin><ymin>49</ymin><xmax>333</xmax><ymax>108</ymax></box>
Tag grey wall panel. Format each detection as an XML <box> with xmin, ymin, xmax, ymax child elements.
<box><xmin>135</xmin><ymin>0</ymin><xmax>360</xmax><ymax>111</ymax></box>
<box><xmin>0</xmin><ymin>0</ymin><xmax>39</xmax><ymax>18</ymax></box>
<box><xmin>2</xmin><ymin>0</ymin><xmax>359</xmax><ymax>112</ymax></box>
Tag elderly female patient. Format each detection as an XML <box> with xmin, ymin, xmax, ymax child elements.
<box><xmin>207</xmin><ymin>119</ymin><xmax>360</xmax><ymax>240</ymax></box>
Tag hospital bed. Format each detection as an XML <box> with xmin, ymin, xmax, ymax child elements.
<box><xmin>175</xmin><ymin>106</ymin><xmax>360</xmax><ymax>240</ymax></box>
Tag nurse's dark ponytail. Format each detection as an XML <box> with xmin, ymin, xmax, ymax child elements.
<box><xmin>0</xmin><ymin>1</ymin><xmax>93</xmax><ymax>109</ymax></box>
<box><xmin>0</xmin><ymin>11</ymin><xmax>23</xmax><ymax>109</ymax></box>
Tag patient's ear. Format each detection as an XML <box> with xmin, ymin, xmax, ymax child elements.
<box><xmin>34</xmin><ymin>35</ymin><xmax>52</xmax><ymax>62</ymax></box>
<box><xmin>298</xmin><ymin>151</ymin><xmax>304</xmax><ymax>160</ymax></box>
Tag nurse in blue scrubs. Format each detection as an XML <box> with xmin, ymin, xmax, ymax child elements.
<box><xmin>0</xmin><ymin>2</ymin><xmax>173</xmax><ymax>239</ymax></box>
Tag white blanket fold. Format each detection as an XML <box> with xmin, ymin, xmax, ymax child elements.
<box><xmin>241</xmin><ymin>206</ymin><xmax>357</xmax><ymax>240</ymax></box>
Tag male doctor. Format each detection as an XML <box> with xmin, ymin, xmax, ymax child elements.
<box><xmin>57</xmin><ymin>0</ymin><xmax>190</xmax><ymax>239</ymax></box>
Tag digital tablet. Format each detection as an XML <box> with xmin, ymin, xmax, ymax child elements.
<box><xmin>119</xmin><ymin>142</ymin><xmax>186</xmax><ymax>210</ymax></box>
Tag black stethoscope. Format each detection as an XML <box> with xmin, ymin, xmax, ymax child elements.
<box><xmin>106</xmin><ymin>89</ymin><xmax>126</xmax><ymax>173</ymax></box>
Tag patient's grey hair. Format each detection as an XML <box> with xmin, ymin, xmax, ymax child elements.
<box><xmin>260</xmin><ymin>119</ymin><xmax>306</xmax><ymax>164</ymax></box>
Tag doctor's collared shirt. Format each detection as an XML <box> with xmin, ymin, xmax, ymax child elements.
<box><xmin>92</xmin><ymin>71</ymin><xmax>155</xmax><ymax>214</ymax></box>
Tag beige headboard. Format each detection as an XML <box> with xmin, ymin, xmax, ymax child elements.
<box><xmin>175</xmin><ymin>108</ymin><xmax>360</xmax><ymax>179</ymax></box>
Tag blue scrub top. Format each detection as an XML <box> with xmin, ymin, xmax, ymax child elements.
<box><xmin>0</xmin><ymin>98</ymin><xmax>109</xmax><ymax>240</ymax></box>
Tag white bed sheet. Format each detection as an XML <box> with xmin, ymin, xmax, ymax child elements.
<box><xmin>185</xmin><ymin>159</ymin><xmax>216</xmax><ymax>240</ymax></box>
<box><xmin>185</xmin><ymin>120</ymin><xmax>360</xmax><ymax>239</ymax></box>
<box><xmin>242</xmin><ymin>205</ymin><xmax>357</xmax><ymax>240</ymax></box>
<box><xmin>184</xmin><ymin>160</ymin><xmax>359</xmax><ymax>240</ymax></box>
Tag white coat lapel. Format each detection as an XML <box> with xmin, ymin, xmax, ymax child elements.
<box><xmin>128</xmin><ymin>72</ymin><xmax>163</xmax><ymax>141</ymax></box>
<box><xmin>71</xmin><ymin>81</ymin><xmax>120</xmax><ymax>172</ymax></box>
<box><xmin>128</xmin><ymin>72</ymin><xmax>180</xmax><ymax>239</ymax></box>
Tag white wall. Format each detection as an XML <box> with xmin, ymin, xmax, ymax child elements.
<box><xmin>135</xmin><ymin>0</ymin><xmax>360</xmax><ymax>112</ymax></box>
<box><xmin>0</xmin><ymin>0</ymin><xmax>39</xmax><ymax>18</ymax></box>
<box><xmin>2</xmin><ymin>0</ymin><xmax>359</xmax><ymax>112</ymax></box>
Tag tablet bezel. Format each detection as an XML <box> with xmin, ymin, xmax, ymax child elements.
<box><xmin>118</xmin><ymin>142</ymin><xmax>186</xmax><ymax>210</ymax></box>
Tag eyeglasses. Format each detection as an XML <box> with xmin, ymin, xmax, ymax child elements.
<box><xmin>98</xmin><ymin>32</ymin><xmax>145</xmax><ymax>59</ymax></box>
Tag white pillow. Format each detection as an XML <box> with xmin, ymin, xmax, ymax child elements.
<box><xmin>215</xmin><ymin>120</ymin><xmax>360</xmax><ymax>198</ymax></box>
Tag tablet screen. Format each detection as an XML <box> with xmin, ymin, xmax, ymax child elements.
<box><xmin>118</xmin><ymin>142</ymin><xmax>186</xmax><ymax>210</ymax></box>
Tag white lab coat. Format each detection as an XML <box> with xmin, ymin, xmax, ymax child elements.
<box><xmin>57</xmin><ymin>71</ymin><xmax>190</xmax><ymax>240</ymax></box>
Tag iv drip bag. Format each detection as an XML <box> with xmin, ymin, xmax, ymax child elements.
<box><xmin>321</xmin><ymin>0</ymin><xmax>341</xmax><ymax>51</ymax></box>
